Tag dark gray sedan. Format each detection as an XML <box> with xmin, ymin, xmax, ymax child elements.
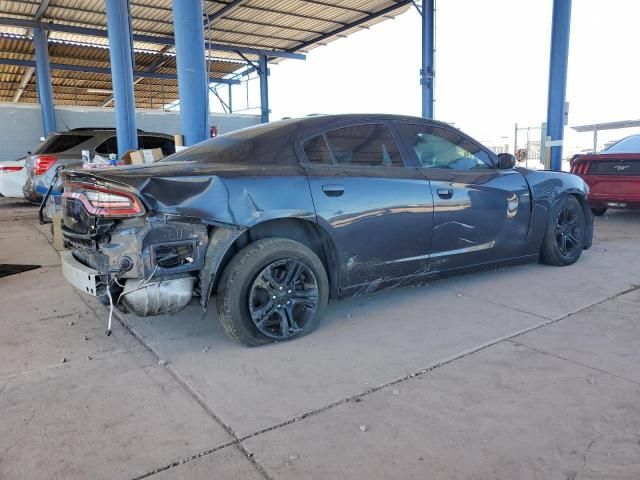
<box><xmin>59</xmin><ymin>115</ymin><xmax>593</xmax><ymax>346</ymax></box>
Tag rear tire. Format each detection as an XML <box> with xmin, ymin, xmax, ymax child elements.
<box><xmin>216</xmin><ymin>238</ymin><xmax>329</xmax><ymax>347</ymax></box>
<box><xmin>591</xmin><ymin>207</ymin><xmax>607</xmax><ymax>216</ymax></box>
<box><xmin>540</xmin><ymin>195</ymin><xmax>586</xmax><ymax>266</ymax></box>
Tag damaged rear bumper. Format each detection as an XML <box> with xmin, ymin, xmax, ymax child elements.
<box><xmin>61</xmin><ymin>250</ymin><xmax>108</xmax><ymax>297</ymax></box>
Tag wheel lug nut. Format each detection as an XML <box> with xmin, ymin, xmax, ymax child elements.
<box><xmin>287</xmin><ymin>290</ymin><xmax>292</xmax><ymax>294</ymax></box>
<box><xmin>272</xmin><ymin>295</ymin><xmax>277</xmax><ymax>299</ymax></box>
<box><xmin>279</xmin><ymin>286</ymin><xmax>283</xmax><ymax>291</ymax></box>
<box><xmin>277</xmin><ymin>304</ymin><xmax>282</xmax><ymax>308</ymax></box>
<box><xmin>286</xmin><ymin>301</ymin><xmax>291</xmax><ymax>305</ymax></box>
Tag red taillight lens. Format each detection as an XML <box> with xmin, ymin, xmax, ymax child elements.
<box><xmin>34</xmin><ymin>155</ymin><xmax>57</xmax><ymax>175</ymax></box>
<box><xmin>0</xmin><ymin>166</ymin><xmax>24</xmax><ymax>173</ymax></box>
<box><xmin>63</xmin><ymin>182</ymin><xmax>144</xmax><ymax>217</ymax></box>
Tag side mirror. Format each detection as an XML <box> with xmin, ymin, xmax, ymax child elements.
<box><xmin>497</xmin><ymin>153</ymin><xmax>516</xmax><ymax>169</ymax></box>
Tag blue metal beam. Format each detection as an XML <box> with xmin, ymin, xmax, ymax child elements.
<box><xmin>105</xmin><ymin>0</ymin><xmax>138</xmax><ymax>155</ymax></box>
<box><xmin>0</xmin><ymin>58</ymin><xmax>239</xmax><ymax>84</ymax></box>
<box><xmin>258</xmin><ymin>55</ymin><xmax>269</xmax><ymax>123</ymax></box>
<box><xmin>32</xmin><ymin>26</ymin><xmax>56</xmax><ymax>136</ymax></box>
<box><xmin>0</xmin><ymin>16</ymin><xmax>306</xmax><ymax>60</ymax></box>
<box><xmin>421</xmin><ymin>0</ymin><xmax>435</xmax><ymax>119</ymax></box>
<box><xmin>545</xmin><ymin>0</ymin><xmax>572</xmax><ymax>171</ymax></box>
<box><xmin>172</xmin><ymin>0</ymin><xmax>209</xmax><ymax>145</ymax></box>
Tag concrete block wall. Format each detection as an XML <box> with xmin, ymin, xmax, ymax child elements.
<box><xmin>0</xmin><ymin>103</ymin><xmax>260</xmax><ymax>161</ymax></box>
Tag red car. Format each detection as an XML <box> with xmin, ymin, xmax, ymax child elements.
<box><xmin>571</xmin><ymin>134</ymin><xmax>640</xmax><ymax>215</ymax></box>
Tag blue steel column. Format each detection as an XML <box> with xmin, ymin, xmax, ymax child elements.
<box><xmin>105</xmin><ymin>0</ymin><xmax>138</xmax><ymax>155</ymax></box>
<box><xmin>545</xmin><ymin>0</ymin><xmax>572</xmax><ymax>171</ymax></box>
<box><xmin>421</xmin><ymin>0</ymin><xmax>435</xmax><ymax>119</ymax></box>
<box><xmin>258</xmin><ymin>55</ymin><xmax>269</xmax><ymax>123</ymax></box>
<box><xmin>172</xmin><ymin>0</ymin><xmax>209</xmax><ymax>145</ymax></box>
<box><xmin>32</xmin><ymin>27</ymin><xmax>57</xmax><ymax>136</ymax></box>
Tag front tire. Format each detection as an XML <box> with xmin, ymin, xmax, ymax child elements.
<box><xmin>216</xmin><ymin>238</ymin><xmax>329</xmax><ymax>347</ymax></box>
<box><xmin>540</xmin><ymin>195</ymin><xmax>586</xmax><ymax>266</ymax></box>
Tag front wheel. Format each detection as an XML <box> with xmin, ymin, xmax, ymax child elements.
<box><xmin>540</xmin><ymin>195</ymin><xmax>586</xmax><ymax>266</ymax></box>
<box><xmin>216</xmin><ymin>238</ymin><xmax>329</xmax><ymax>347</ymax></box>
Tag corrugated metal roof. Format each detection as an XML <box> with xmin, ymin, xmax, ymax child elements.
<box><xmin>0</xmin><ymin>0</ymin><xmax>410</xmax><ymax>107</ymax></box>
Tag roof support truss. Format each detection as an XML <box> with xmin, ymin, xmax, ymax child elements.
<box><xmin>0</xmin><ymin>16</ymin><xmax>306</xmax><ymax>60</ymax></box>
<box><xmin>0</xmin><ymin>58</ymin><xmax>240</xmax><ymax>84</ymax></box>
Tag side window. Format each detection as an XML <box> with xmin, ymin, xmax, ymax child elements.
<box><xmin>94</xmin><ymin>136</ymin><xmax>118</xmax><ymax>155</ymax></box>
<box><xmin>325</xmin><ymin>124</ymin><xmax>403</xmax><ymax>167</ymax></box>
<box><xmin>302</xmin><ymin>135</ymin><xmax>333</xmax><ymax>164</ymax></box>
<box><xmin>396</xmin><ymin>124</ymin><xmax>492</xmax><ymax>170</ymax></box>
<box><xmin>140</xmin><ymin>135</ymin><xmax>176</xmax><ymax>156</ymax></box>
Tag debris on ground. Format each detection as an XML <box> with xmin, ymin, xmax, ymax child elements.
<box><xmin>158</xmin><ymin>359</ymin><xmax>167</xmax><ymax>366</ymax></box>
<box><xmin>359</xmin><ymin>425</ymin><xmax>368</xmax><ymax>432</ymax></box>
<box><xmin>392</xmin><ymin>389</ymin><xmax>400</xmax><ymax>395</ymax></box>
<box><xmin>60</xmin><ymin>358</ymin><xmax>66</xmax><ymax>363</ymax></box>
<box><xmin>67</xmin><ymin>321</ymin><xmax>74</xmax><ymax>326</ymax></box>
<box><xmin>83</xmin><ymin>335</ymin><xmax>89</xmax><ymax>341</ymax></box>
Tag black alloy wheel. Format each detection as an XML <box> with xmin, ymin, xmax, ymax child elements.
<box><xmin>555</xmin><ymin>202</ymin><xmax>583</xmax><ymax>257</ymax></box>
<box><xmin>248</xmin><ymin>259</ymin><xmax>319</xmax><ymax>339</ymax></box>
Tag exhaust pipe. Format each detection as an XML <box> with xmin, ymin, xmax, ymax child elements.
<box><xmin>120</xmin><ymin>275</ymin><xmax>196</xmax><ymax>316</ymax></box>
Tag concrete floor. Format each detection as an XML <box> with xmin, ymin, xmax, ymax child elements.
<box><xmin>1</xmin><ymin>197</ymin><xmax>639</xmax><ymax>480</ymax></box>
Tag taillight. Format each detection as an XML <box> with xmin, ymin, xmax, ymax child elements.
<box><xmin>63</xmin><ymin>182</ymin><xmax>144</xmax><ymax>217</ymax></box>
<box><xmin>34</xmin><ymin>155</ymin><xmax>57</xmax><ymax>175</ymax></box>
<box><xmin>0</xmin><ymin>166</ymin><xmax>23</xmax><ymax>173</ymax></box>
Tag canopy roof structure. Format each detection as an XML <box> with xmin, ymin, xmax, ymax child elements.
<box><xmin>0</xmin><ymin>0</ymin><xmax>411</xmax><ymax>108</ymax></box>
<box><xmin>572</xmin><ymin>120</ymin><xmax>640</xmax><ymax>132</ymax></box>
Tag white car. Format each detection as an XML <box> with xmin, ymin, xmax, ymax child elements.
<box><xmin>0</xmin><ymin>159</ymin><xmax>27</xmax><ymax>198</ymax></box>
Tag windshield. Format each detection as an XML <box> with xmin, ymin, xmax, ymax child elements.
<box><xmin>33</xmin><ymin>134</ymin><xmax>92</xmax><ymax>154</ymax></box>
<box><xmin>603</xmin><ymin>135</ymin><xmax>640</xmax><ymax>154</ymax></box>
<box><xmin>161</xmin><ymin>120</ymin><xmax>300</xmax><ymax>166</ymax></box>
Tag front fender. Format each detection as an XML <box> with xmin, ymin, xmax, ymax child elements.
<box><xmin>520</xmin><ymin>169</ymin><xmax>593</xmax><ymax>250</ymax></box>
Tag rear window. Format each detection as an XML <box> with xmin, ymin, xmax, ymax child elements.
<box><xmin>604</xmin><ymin>135</ymin><xmax>640</xmax><ymax>154</ymax></box>
<box><xmin>163</xmin><ymin>120</ymin><xmax>299</xmax><ymax>166</ymax></box>
<box><xmin>34</xmin><ymin>134</ymin><xmax>92</xmax><ymax>154</ymax></box>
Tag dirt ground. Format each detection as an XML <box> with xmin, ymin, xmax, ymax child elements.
<box><xmin>1</xmin><ymin>197</ymin><xmax>639</xmax><ymax>480</ymax></box>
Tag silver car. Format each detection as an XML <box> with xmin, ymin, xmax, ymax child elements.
<box><xmin>23</xmin><ymin>128</ymin><xmax>175</xmax><ymax>202</ymax></box>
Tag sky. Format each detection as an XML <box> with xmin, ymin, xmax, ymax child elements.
<box><xmin>220</xmin><ymin>0</ymin><xmax>640</xmax><ymax>156</ymax></box>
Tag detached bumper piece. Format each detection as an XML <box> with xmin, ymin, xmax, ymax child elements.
<box><xmin>61</xmin><ymin>251</ymin><xmax>107</xmax><ymax>296</ymax></box>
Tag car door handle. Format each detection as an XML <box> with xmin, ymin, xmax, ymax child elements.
<box><xmin>437</xmin><ymin>188</ymin><xmax>453</xmax><ymax>199</ymax></box>
<box><xmin>322</xmin><ymin>184</ymin><xmax>345</xmax><ymax>197</ymax></box>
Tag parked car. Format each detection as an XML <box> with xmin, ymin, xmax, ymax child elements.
<box><xmin>23</xmin><ymin>128</ymin><xmax>176</xmax><ymax>203</ymax></box>
<box><xmin>570</xmin><ymin>134</ymin><xmax>640</xmax><ymax>215</ymax></box>
<box><xmin>59</xmin><ymin>114</ymin><xmax>593</xmax><ymax>346</ymax></box>
<box><xmin>0</xmin><ymin>159</ymin><xmax>27</xmax><ymax>198</ymax></box>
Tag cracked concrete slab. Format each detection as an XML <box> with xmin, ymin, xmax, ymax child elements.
<box><xmin>244</xmin><ymin>341</ymin><xmax>640</xmax><ymax>480</ymax></box>
<box><xmin>433</xmin><ymin>211</ymin><xmax>640</xmax><ymax>320</ymax></box>
<box><xmin>515</xmin><ymin>288</ymin><xmax>640</xmax><ymax>384</ymax></box>
<box><xmin>119</xmin><ymin>283</ymin><xmax>549</xmax><ymax>437</ymax></box>
<box><xmin>148</xmin><ymin>445</ymin><xmax>266</xmax><ymax>480</ymax></box>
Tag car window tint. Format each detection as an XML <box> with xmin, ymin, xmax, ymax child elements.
<box><xmin>140</xmin><ymin>135</ymin><xmax>176</xmax><ymax>156</ymax></box>
<box><xmin>604</xmin><ymin>135</ymin><xmax>640</xmax><ymax>153</ymax></box>
<box><xmin>396</xmin><ymin>124</ymin><xmax>492</xmax><ymax>170</ymax></box>
<box><xmin>94</xmin><ymin>136</ymin><xmax>118</xmax><ymax>155</ymax></box>
<box><xmin>325</xmin><ymin>124</ymin><xmax>403</xmax><ymax>167</ymax></box>
<box><xmin>302</xmin><ymin>135</ymin><xmax>333</xmax><ymax>164</ymax></box>
<box><xmin>34</xmin><ymin>134</ymin><xmax>92</xmax><ymax>154</ymax></box>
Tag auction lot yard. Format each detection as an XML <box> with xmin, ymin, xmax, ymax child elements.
<box><xmin>1</xmin><ymin>197</ymin><xmax>639</xmax><ymax>480</ymax></box>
